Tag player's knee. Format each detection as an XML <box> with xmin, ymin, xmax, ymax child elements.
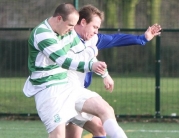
<box><xmin>91</xmin><ymin>121</ymin><xmax>106</xmax><ymax>136</ymax></box>
<box><xmin>109</xmin><ymin>105</ymin><xmax>114</xmax><ymax>114</ymax></box>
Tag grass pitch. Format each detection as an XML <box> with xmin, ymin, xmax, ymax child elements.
<box><xmin>0</xmin><ymin>120</ymin><xmax>178</xmax><ymax>138</ymax></box>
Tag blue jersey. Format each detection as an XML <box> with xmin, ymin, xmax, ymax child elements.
<box><xmin>84</xmin><ymin>33</ymin><xmax>148</xmax><ymax>88</ymax></box>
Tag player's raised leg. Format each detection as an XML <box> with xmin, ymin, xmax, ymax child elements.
<box><xmin>83</xmin><ymin>116</ymin><xmax>106</xmax><ymax>137</ymax></box>
<box><xmin>82</xmin><ymin>97</ymin><xmax>127</xmax><ymax>138</ymax></box>
<box><xmin>66</xmin><ymin>123</ymin><xmax>83</xmax><ymax>138</ymax></box>
<box><xmin>49</xmin><ymin>123</ymin><xmax>66</xmax><ymax>138</ymax></box>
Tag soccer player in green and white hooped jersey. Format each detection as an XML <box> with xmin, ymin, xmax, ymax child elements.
<box><xmin>23</xmin><ymin>3</ymin><xmax>128</xmax><ymax>138</ymax></box>
<box><xmin>25</xmin><ymin>21</ymin><xmax>98</xmax><ymax>96</ymax></box>
<box><xmin>23</xmin><ymin>3</ymin><xmax>108</xmax><ymax>138</ymax></box>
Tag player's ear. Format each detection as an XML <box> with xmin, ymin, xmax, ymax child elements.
<box><xmin>81</xmin><ymin>18</ymin><xmax>87</xmax><ymax>26</ymax></box>
<box><xmin>57</xmin><ymin>15</ymin><xmax>63</xmax><ymax>22</ymax></box>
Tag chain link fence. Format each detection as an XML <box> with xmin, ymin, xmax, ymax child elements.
<box><xmin>0</xmin><ymin>0</ymin><xmax>179</xmax><ymax>118</ymax></box>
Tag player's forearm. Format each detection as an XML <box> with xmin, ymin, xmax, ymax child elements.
<box><xmin>38</xmin><ymin>41</ymin><xmax>97</xmax><ymax>73</ymax></box>
<box><xmin>54</xmin><ymin>46</ymin><xmax>98</xmax><ymax>72</ymax></box>
<box><xmin>97</xmin><ymin>33</ymin><xmax>148</xmax><ymax>50</ymax></box>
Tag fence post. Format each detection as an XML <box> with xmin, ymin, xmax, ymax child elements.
<box><xmin>73</xmin><ymin>0</ymin><xmax>79</xmax><ymax>10</ymax></box>
<box><xmin>155</xmin><ymin>35</ymin><xmax>161</xmax><ymax>118</ymax></box>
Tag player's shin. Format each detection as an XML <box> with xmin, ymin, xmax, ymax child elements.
<box><xmin>103</xmin><ymin>119</ymin><xmax>127</xmax><ymax>138</ymax></box>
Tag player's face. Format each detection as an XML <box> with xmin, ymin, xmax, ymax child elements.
<box><xmin>82</xmin><ymin>15</ymin><xmax>101</xmax><ymax>40</ymax></box>
<box><xmin>57</xmin><ymin>13</ymin><xmax>79</xmax><ymax>36</ymax></box>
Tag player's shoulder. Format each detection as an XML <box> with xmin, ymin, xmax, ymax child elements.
<box><xmin>85</xmin><ymin>34</ymin><xmax>98</xmax><ymax>46</ymax></box>
<box><xmin>34</xmin><ymin>19</ymin><xmax>52</xmax><ymax>35</ymax></box>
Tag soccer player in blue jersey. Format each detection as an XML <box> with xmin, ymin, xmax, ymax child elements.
<box><xmin>66</xmin><ymin>4</ymin><xmax>162</xmax><ymax>138</ymax></box>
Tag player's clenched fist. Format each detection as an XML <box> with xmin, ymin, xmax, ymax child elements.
<box><xmin>91</xmin><ymin>61</ymin><xmax>107</xmax><ymax>75</ymax></box>
<box><xmin>103</xmin><ymin>74</ymin><xmax>114</xmax><ymax>93</ymax></box>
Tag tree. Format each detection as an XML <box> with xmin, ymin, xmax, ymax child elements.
<box><xmin>148</xmin><ymin>0</ymin><xmax>161</xmax><ymax>54</ymax></box>
<box><xmin>122</xmin><ymin>0</ymin><xmax>139</xmax><ymax>28</ymax></box>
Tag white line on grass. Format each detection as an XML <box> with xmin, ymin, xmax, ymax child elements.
<box><xmin>0</xmin><ymin>127</ymin><xmax>44</xmax><ymax>131</ymax></box>
<box><xmin>83</xmin><ymin>130</ymin><xmax>179</xmax><ymax>138</ymax></box>
<box><xmin>126</xmin><ymin>129</ymin><xmax>179</xmax><ymax>133</ymax></box>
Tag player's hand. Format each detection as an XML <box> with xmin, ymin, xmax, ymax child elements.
<box><xmin>91</xmin><ymin>61</ymin><xmax>107</xmax><ymax>74</ymax></box>
<box><xmin>103</xmin><ymin>74</ymin><xmax>114</xmax><ymax>92</ymax></box>
<box><xmin>144</xmin><ymin>23</ymin><xmax>162</xmax><ymax>41</ymax></box>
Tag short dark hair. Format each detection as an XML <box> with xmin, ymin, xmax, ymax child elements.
<box><xmin>53</xmin><ymin>3</ymin><xmax>79</xmax><ymax>21</ymax></box>
<box><xmin>78</xmin><ymin>4</ymin><xmax>104</xmax><ymax>24</ymax></box>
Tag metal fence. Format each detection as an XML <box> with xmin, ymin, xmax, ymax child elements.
<box><xmin>0</xmin><ymin>0</ymin><xmax>179</xmax><ymax>119</ymax></box>
<box><xmin>0</xmin><ymin>28</ymin><xmax>179</xmax><ymax>119</ymax></box>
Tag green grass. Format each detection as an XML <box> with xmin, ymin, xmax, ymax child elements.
<box><xmin>88</xmin><ymin>75</ymin><xmax>179</xmax><ymax>115</ymax></box>
<box><xmin>0</xmin><ymin>120</ymin><xmax>47</xmax><ymax>138</ymax></box>
<box><xmin>0</xmin><ymin>78</ymin><xmax>36</xmax><ymax>113</ymax></box>
<box><xmin>0</xmin><ymin>76</ymin><xmax>179</xmax><ymax>115</ymax></box>
<box><xmin>0</xmin><ymin>120</ymin><xmax>179</xmax><ymax>138</ymax></box>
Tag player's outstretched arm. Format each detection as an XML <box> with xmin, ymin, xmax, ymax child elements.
<box><xmin>144</xmin><ymin>23</ymin><xmax>162</xmax><ymax>41</ymax></box>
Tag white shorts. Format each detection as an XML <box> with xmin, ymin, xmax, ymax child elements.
<box><xmin>35</xmin><ymin>82</ymin><xmax>100</xmax><ymax>133</ymax></box>
<box><xmin>67</xmin><ymin>113</ymin><xmax>92</xmax><ymax>128</ymax></box>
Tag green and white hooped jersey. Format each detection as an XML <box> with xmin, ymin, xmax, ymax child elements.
<box><xmin>67</xmin><ymin>35</ymin><xmax>99</xmax><ymax>87</ymax></box>
<box><xmin>23</xmin><ymin>19</ymin><xmax>96</xmax><ymax>97</ymax></box>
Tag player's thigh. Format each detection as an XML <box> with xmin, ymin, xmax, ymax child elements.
<box><xmin>66</xmin><ymin>123</ymin><xmax>83</xmax><ymax>138</ymax></box>
<box><xmin>68</xmin><ymin>114</ymin><xmax>91</xmax><ymax>128</ymax></box>
<box><xmin>82</xmin><ymin>96</ymin><xmax>112</xmax><ymax>116</ymax></box>
<box><xmin>83</xmin><ymin>116</ymin><xmax>106</xmax><ymax>136</ymax></box>
<box><xmin>71</xmin><ymin>87</ymin><xmax>113</xmax><ymax>116</ymax></box>
<box><xmin>71</xmin><ymin>87</ymin><xmax>100</xmax><ymax>113</ymax></box>
<box><xmin>69</xmin><ymin>116</ymin><xmax>105</xmax><ymax>136</ymax></box>
<box><xmin>49</xmin><ymin>123</ymin><xmax>66</xmax><ymax>138</ymax></box>
<box><xmin>83</xmin><ymin>116</ymin><xmax>102</xmax><ymax>130</ymax></box>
